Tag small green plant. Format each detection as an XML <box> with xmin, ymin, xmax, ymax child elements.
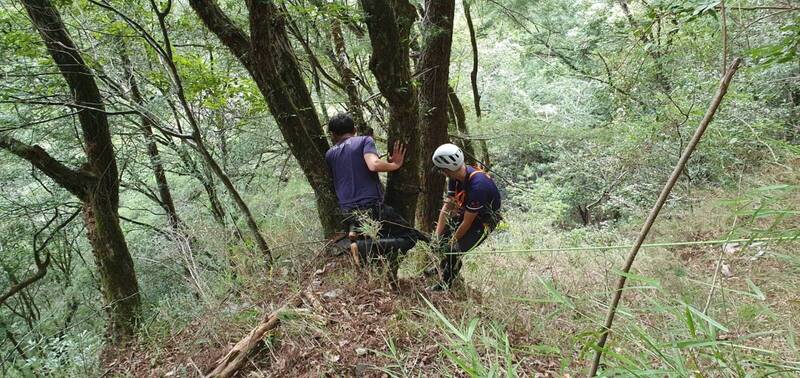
<box><xmin>421</xmin><ymin>295</ymin><xmax>518</xmax><ymax>377</ymax></box>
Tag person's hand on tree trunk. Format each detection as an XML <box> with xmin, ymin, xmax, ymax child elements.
<box><xmin>388</xmin><ymin>141</ymin><xmax>406</xmax><ymax>168</ymax></box>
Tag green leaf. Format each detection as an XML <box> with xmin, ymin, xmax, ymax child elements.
<box><xmin>682</xmin><ymin>303</ymin><xmax>729</xmax><ymax>333</ymax></box>
<box><xmin>684</xmin><ymin>306</ymin><xmax>697</xmax><ymax>338</ymax></box>
<box><xmin>611</xmin><ymin>269</ymin><xmax>662</xmax><ymax>289</ymax></box>
<box><xmin>537</xmin><ymin>277</ymin><xmax>575</xmax><ymax>309</ymax></box>
<box><xmin>745</xmin><ymin>279</ymin><xmax>766</xmax><ymax>301</ymax></box>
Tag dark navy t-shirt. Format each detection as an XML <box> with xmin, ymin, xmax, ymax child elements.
<box><xmin>325</xmin><ymin>136</ymin><xmax>383</xmax><ymax>210</ymax></box>
<box><xmin>447</xmin><ymin>166</ymin><xmax>501</xmax><ymax>217</ymax></box>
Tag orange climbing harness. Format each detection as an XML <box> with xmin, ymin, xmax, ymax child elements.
<box><xmin>453</xmin><ymin>166</ymin><xmax>490</xmax><ymax>209</ymax></box>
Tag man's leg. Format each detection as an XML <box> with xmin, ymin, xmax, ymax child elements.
<box><xmin>435</xmin><ymin>220</ymin><xmax>492</xmax><ymax>289</ymax></box>
<box><xmin>373</xmin><ymin>204</ymin><xmax>418</xmax><ymax>285</ymax></box>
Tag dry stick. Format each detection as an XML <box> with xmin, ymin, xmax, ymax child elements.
<box><xmin>206</xmin><ymin>294</ymin><xmax>304</xmax><ymax>378</ymax></box>
<box><xmin>721</xmin><ymin>0</ymin><xmax>728</xmax><ymax>76</ymax></box>
<box><xmin>588</xmin><ymin>57</ymin><xmax>742</xmax><ymax>377</ymax></box>
<box><xmin>702</xmin><ymin>250</ymin><xmax>725</xmax><ymax>314</ymax></box>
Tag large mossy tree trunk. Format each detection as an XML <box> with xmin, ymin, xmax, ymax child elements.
<box><xmin>13</xmin><ymin>0</ymin><xmax>140</xmax><ymax>341</ymax></box>
<box><xmin>360</xmin><ymin>0</ymin><xmax>422</xmax><ymax>224</ymax></box>
<box><xmin>189</xmin><ymin>0</ymin><xmax>339</xmax><ymax>236</ymax></box>
<box><xmin>416</xmin><ymin>0</ymin><xmax>456</xmax><ymax>232</ymax></box>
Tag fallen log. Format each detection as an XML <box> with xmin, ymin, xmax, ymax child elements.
<box><xmin>206</xmin><ymin>294</ymin><xmax>304</xmax><ymax>378</ymax></box>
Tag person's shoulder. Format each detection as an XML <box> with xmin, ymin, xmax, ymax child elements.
<box><xmin>354</xmin><ymin>135</ymin><xmax>375</xmax><ymax>144</ymax></box>
<box><xmin>470</xmin><ymin>169</ymin><xmax>495</xmax><ymax>188</ymax></box>
<box><xmin>358</xmin><ymin>136</ymin><xmax>379</xmax><ymax>155</ymax></box>
<box><xmin>324</xmin><ymin>146</ymin><xmax>333</xmax><ymax>159</ymax></box>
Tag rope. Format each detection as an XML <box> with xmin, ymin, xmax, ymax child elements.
<box><xmin>442</xmin><ymin>236</ymin><xmax>798</xmax><ymax>255</ymax></box>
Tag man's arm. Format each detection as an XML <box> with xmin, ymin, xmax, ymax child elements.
<box><xmin>364</xmin><ymin>153</ymin><xmax>398</xmax><ymax>172</ymax></box>
<box><xmin>451</xmin><ymin>210</ymin><xmax>478</xmax><ymax>243</ymax></box>
<box><xmin>450</xmin><ymin>186</ymin><xmax>488</xmax><ymax>244</ymax></box>
<box><xmin>364</xmin><ymin>141</ymin><xmax>406</xmax><ymax>172</ymax></box>
<box><xmin>435</xmin><ymin>197</ymin><xmax>456</xmax><ymax>236</ymax></box>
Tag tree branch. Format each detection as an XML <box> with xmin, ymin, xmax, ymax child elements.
<box><xmin>0</xmin><ymin>135</ymin><xmax>92</xmax><ymax>199</ymax></box>
<box><xmin>284</xmin><ymin>12</ymin><xmax>348</xmax><ymax>93</ymax></box>
<box><xmin>0</xmin><ymin>209</ymin><xmax>80</xmax><ymax>306</ymax></box>
<box><xmin>187</xmin><ymin>0</ymin><xmax>253</xmax><ymax>71</ymax></box>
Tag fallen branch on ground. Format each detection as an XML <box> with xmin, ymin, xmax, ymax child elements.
<box><xmin>206</xmin><ymin>294</ymin><xmax>304</xmax><ymax>378</ymax></box>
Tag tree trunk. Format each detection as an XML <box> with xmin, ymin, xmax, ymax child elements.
<box><xmin>247</xmin><ymin>1</ymin><xmax>339</xmax><ymax>237</ymax></box>
<box><xmin>416</xmin><ymin>0</ymin><xmax>456</xmax><ymax>232</ymax></box>
<box><xmin>119</xmin><ymin>44</ymin><xmax>183</xmax><ymax>233</ymax></box>
<box><xmin>447</xmin><ymin>86</ymin><xmax>477</xmax><ymax>165</ymax></box>
<box><xmin>464</xmin><ymin>0</ymin><xmax>480</xmax><ymax>119</ymax></box>
<box><xmin>463</xmin><ymin>0</ymin><xmax>491</xmax><ymax>167</ymax></box>
<box><xmin>329</xmin><ymin>18</ymin><xmax>369</xmax><ymax>134</ymax></box>
<box><xmin>188</xmin><ymin>0</ymin><xmax>340</xmax><ymax>237</ymax></box>
<box><xmin>17</xmin><ymin>0</ymin><xmax>140</xmax><ymax>340</ymax></box>
<box><xmin>311</xmin><ymin>64</ymin><xmax>329</xmax><ymax>124</ymax></box>
<box><xmin>81</xmin><ymin>200</ymin><xmax>140</xmax><ymax>339</ymax></box>
<box><xmin>201</xmin><ymin>164</ymin><xmax>228</xmax><ymax>227</ymax></box>
<box><xmin>360</xmin><ymin>0</ymin><xmax>422</xmax><ymax>223</ymax></box>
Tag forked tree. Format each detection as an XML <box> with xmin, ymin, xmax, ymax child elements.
<box><xmin>1</xmin><ymin>0</ymin><xmax>140</xmax><ymax>340</ymax></box>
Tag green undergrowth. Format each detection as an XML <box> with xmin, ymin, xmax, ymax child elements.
<box><xmin>110</xmin><ymin>158</ymin><xmax>799</xmax><ymax>376</ymax></box>
<box><xmin>380</xmin><ymin>158</ymin><xmax>799</xmax><ymax>375</ymax></box>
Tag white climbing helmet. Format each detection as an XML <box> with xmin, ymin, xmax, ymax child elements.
<box><xmin>432</xmin><ymin>143</ymin><xmax>464</xmax><ymax>171</ymax></box>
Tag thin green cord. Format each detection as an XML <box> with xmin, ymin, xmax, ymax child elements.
<box><xmin>442</xmin><ymin>236</ymin><xmax>798</xmax><ymax>255</ymax></box>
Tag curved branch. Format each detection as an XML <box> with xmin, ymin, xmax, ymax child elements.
<box><xmin>187</xmin><ymin>0</ymin><xmax>253</xmax><ymax>71</ymax></box>
<box><xmin>0</xmin><ymin>135</ymin><xmax>93</xmax><ymax>199</ymax></box>
<box><xmin>0</xmin><ymin>209</ymin><xmax>80</xmax><ymax>306</ymax></box>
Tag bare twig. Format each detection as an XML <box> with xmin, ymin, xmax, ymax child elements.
<box><xmin>0</xmin><ymin>209</ymin><xmax>80</xmax><ymax>306</ymax></box>
<box><xmin>589</xmin><ymin>58</ymin><xmax>742</xmax><ymax>376</ymax></box>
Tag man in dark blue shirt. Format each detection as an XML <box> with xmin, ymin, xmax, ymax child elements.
<box><xmin>325</xmin><ymin>113</ymin><xmax>420</xmax><ymax>280</ymax></box>
<box><xmin>429</xmin><ymin>143</ymin><xmax>502</xmax><ymax>291</ymax></box>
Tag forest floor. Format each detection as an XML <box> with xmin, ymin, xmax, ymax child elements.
<box><xmin>104</xmin><ymin>252</ymin><xmax>560</xmax><ymax>377</ymax></box>
<box><xmin>104</xmin><ymin>159</ymin><xmax>799</xmax><ymax>377</ymax></box>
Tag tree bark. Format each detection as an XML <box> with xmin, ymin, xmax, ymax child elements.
<box><xmin>119</xmin><ymin>44</ymin><xmax>183</xmax><ymax>233</ymax></box>
<box><xmin>464</xmin><ymin>0</ymin><xmax>481</xmax><ymax>119</ymax></box>
<box><xmin>188</xmin><ymin>0</ymin><xmax>340</xmax><ymax>237</ymax></box>
<box><xmin>16</xmin><ymin>0</ymin><xmax>140</xmax><ymax>340</ymax></box>
<box><xmin>416</xmin><ymin>0</ymin><xmax>456</xmax><ymax>232</ymax></box>
<box><xmin>463</xmin><ymin>0</ymin><xmax>490</xmax><ymax>166</ymax></box>
<box><xmin>447</xmin><ymin>86</ymin><xmax>477</xmax><ymax>165</ymax></box>
<box><xmin>329</xmin><ymin>17</ymin><xmax>369</xmax><ymax>134</ymax></box>
<box><xmin>360</xmin><ymin>0</ymin><xmax>422</xmax><ymax>223</ymax></box>
<box><xmin>201</xmin><ymin>164</ymin><xmax>228</xmax><ymax>227</ymax></box>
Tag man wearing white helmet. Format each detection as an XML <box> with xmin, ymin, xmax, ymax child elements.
<box><xmin>429</xmin><ymin>143</ymin><xmax>502</xmax><ymax>291</ymax></box>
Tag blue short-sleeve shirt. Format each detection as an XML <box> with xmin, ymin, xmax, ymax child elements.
<box><xmin>325</xmin><ymin>136</ymin><xmax>383</xmax><ymax>210</ymax></box>
<box><xmin>447</xmin><ymin>166</ymin><xmax>501</xmax><ymax>217</ymax></box>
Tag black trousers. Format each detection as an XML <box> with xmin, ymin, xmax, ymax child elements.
<box><xmin>437</xmin><ymin>214</ymin><xmax>498</xmax><ymax>285</ymax></box>
<box><xmin>340</xmin><ymin>203</ymin><xmax>423</xmax><ymax>270</ymax></box>
<box><xmin>340</xmin><ymin>203</ymin><xmax>422</xmax><ymax>240</ymax></box>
